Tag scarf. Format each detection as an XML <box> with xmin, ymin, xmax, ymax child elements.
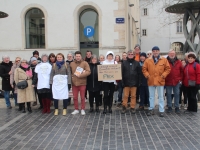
<box><xmin>153</xmin><ymin>55</ymin><xmax>160</xmax><ymax>64</ymax></box>
<box><xmin>139</xmin><ymin>61</ymin><xmax>144</xmax><ymax>66</ymax></box>
<box><xmin>20</xmin><ymin>64</ymin><xmax>32</xmax><ymax>77</ymax></box>
<box><xmin>167</xmin><ymin>56</ymin><xmax>177</xmax><ymax>66</ymax></box>
<box><xmin>56</xmin><ymin>60</ymin><xmax>64</xmax><ymax>69</ymax></box>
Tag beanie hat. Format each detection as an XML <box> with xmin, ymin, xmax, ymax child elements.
<box><xmin>152</xmin><ymin>46</ymin><xmax>160</xmax><ymax>51</ymax></box>
<box><xmin>188</xmin><ymin>53</ymin><xmax>196</xmax><ymax>59</ymax></box>
<box><xmin>30</xmin><ymin>57</ymin><xmax>37</xmax><ymax>62</ymax></box>
<box><xmin>33</xmin><ymin>50</ymin><xmax>39</xmax><ymax>56</ymax></box>
<box><xmin>140</xmin><ymin>52</ymin><xmax>147</xmax><ymax>58</ymax></box>
<box><xmin>134</xmin><ymin>44</ymin><xmax>141</xmax><ymax>49</ymax></box>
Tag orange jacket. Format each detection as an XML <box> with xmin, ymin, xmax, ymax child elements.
<box><xmin>142</xmin><ymin>57</ymin><xmax>171</xmax><ymax>86</ymax></box>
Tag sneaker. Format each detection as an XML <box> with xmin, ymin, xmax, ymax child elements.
<box><xmin>160</xmin><ymin>112</ymin><xmax>164</xmax><ymax>117</ymax></box>
<box><xmin>175</xmin><ymin>107</ymin><xmax>180</xmax><ymax>114</ymax></box>
<box><xmin>130</xmin><ymin>108</ymin><xmax>136</xmax><ymax>114</ymax></box>
<box><xmin>184</xmin><ymin>104</ymin><xmax>187</xmax><ymax>110</ymax></box>
<box><xmin>116</xmin><ymin>103</ymin><xmax>122</xmax><ymax>108</ymax></box>
<box><xmin>147</xmin><ymin>109</ymin><xmax>154</xmax><ymax>116</ymax></box>
<box><xmin>81</xmin><ymin>109</ymin><xmax>86</xmax><ymax>115</ymax></box>
<box><xmin>167</xmin><ymin>107</ymin><xmax>172</xmax><ymax>113</ymax></box>
<box><xmin>121</xmin><ymin>106</ymin><xmax>126</xmax><ymax>114</ymax></box>
<box><xmin>71</xmin><ymin>110</ymin><xmax>79</xmax><ymax>115</ymax></box>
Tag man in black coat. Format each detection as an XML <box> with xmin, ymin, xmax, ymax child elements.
<box><xmin>121</xmin><ymin>50</ymin><xmax>141</xmax><ymax>114</ymax></box>
<box><xmin>0</xmin><ymin>56</ymin><xmax>13</xmax><ymax>108</ymax></box>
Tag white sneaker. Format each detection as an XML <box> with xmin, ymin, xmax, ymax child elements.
<box><xmin>71</xmin><ymin>110</ymin><xmax>79</xmax><ymax>115</ymax></box>
<box><xmin>81</xmin><ymin>109</ymin><xmax>86</xmax><ymax>115</ymax></box>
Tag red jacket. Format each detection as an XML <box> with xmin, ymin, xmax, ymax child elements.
<box><xmin>183</xmin><ymin>62</ymin><xmax>200</xmax><ymax>87</ymax></box>
<box><xmin>165</xmin><ymin>58</ymin><xmax>183</xmax><ymax>86</ymax></box>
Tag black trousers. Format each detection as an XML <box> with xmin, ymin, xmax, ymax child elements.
<box><xmin>103</xmin><ymin>82</ymin><xmax>115</xmax><ymax>107</ymax></box>
<box><xmin>34</xmin><ymin>87</ymin><xmax>43</xmax><ymax>107</ymax></box>
<box><xmin>179</xmin><ymin>85</ymin><xmax>188</xmax><ymax>104</ymax></box>
<box><xmin>139</xmin><ymin>86</ymin><xmax>149</xmax><ymax>106</ymax></box>
<box><xmin>186</xmin><ymin>87</ymin><xmax>198</xmax><ymax>112</ymax></box>
<box><xmin>54</xmin><ymin>99</ymin><xmax>68</xmax><ymax>109</ymax></box>
<box><xmin>89</xmin><ymin>91</ymin><xmax>100</xmax><ymax>108</ymax></box>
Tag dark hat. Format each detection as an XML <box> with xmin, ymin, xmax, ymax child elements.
<box><xmin>33</xmin><ymin>50</ymin><xmax>39</xmax><ymax>56</ymax></box>
<box><xmin>134</xmin><ymin>44</ymin><xmax>140</xmax><ymax>49</ymax></box>
<box><xmin>140</xmin><ymin>52</ymin><xmax>147</xmax><ymax>58</ymax></box>
<box><xmin>152</xmin><ymin>46</ymin><xmax>160</xmax><ymax>51</ymax></box>
<box><xmin>188</xmin><ymin>53</ymin><xmax>196</xmax><ymax>59</ymax></box>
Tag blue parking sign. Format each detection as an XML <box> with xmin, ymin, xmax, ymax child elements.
<box><xmin>84</xmin><ymin>26</ymin><xmax>95</xmax><ymax>37</ymax></box>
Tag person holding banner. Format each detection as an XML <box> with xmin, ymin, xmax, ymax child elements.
<box><xmin>50</xmin><ymin>53</ymin><xmax>71</xmax><ymax>116</ymax></box>
<box><xmin>102</xmin><ymin>51</ymin><xmax>117</xmax><ymax>114</ymax></box>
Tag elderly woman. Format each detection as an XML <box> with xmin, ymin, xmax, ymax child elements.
<box><xmin>87</xmin><ymin>55</ymin><xmax>102</xmax><ymax>113</ymax></box>
<box><xmin>183</xmin><ymin>53</ymin><xmax>200</xmax><ymax>113</ymax></box>
<box><xmin>0</xmin><ymin>56</ymin><xmax>13</xmax><ymax>109</ymax></box>
<box><xmin>10</xmin><ymin>57</ymin><xmax>21</xmax><ymax>109</ymax></box>
<box><xmin>50</xmin><ymin>53</ymin><xmax>71</xmax><ymax>116</ymax></box>
<box><xmin>14</xmin><ymin>59</ymin><xmax>36</xmax><ymax>113</ymax></box>
<box><xmin>32</xmin><ymin>54</ymin><xmax>52</xmax><ymax>114</ymax></box>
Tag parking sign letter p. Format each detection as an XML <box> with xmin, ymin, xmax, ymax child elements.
<box><xmin>87</xmin><ymin>28</ymin><xmax>91</xmax><ymax>35</ymax></box>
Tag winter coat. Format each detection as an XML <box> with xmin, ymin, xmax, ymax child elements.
<box><xmin>10</xmin><ymin>63</ymin><xmax>20</xmax><ymax>93</ymax></box>
<box><xmin>165</xmin><ymin>57</ymin><xmax>183</xmax><ymax>86</ymax></box>
<box><xmin>122</xmin><ymin>58</ymin><xmax>141</xmax><ymax>87</ymax></box>
<box><xmin>70</xmin><ymin>60</ymin><xmax>91</xmax><ymax>86</ymax></box>
<box><xmin>183</xmin><ymin>62</ymin><xmax>200</xmax><ymax>87</ymax></box>
<box><xmin>50</xmin><ymin>62</ymin><xmax>71</xmax><ymax>85</ymax></box>
<box><xmin>142</xmin><ymin>56</ymin><xmax>171</xmax><ymax>86</ymax></box>
<box><xmin>0</xmin><ymin>61</ymin><xmax>13</xmax><ymax>91</ymax></box>
<box><xmin>14</xmin><ymin>68</ymin><xmax>36</xmax><ymax>103</ymax></box>
<box><xmin>139</xmin><ymin>61</ymin><xmax>148</xmax><ymax>86</ymax></box>
<box><xmin>87</xmin><ymin>63</ymin><xmax>102</xmax><ymax>92</ymax></box>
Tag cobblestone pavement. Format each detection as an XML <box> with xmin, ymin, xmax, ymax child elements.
<box><xmin>0</xmin><ymin>99</ymin><xmax>200</xmax><ymax>150</ymax></box>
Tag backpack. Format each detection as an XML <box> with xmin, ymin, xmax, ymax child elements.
<box><xmin>184</xmin><ymin>62</ymin><xmax>197</xmax><ymax>70</ymax></box>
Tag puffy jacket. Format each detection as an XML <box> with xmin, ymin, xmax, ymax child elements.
<box><xmin>122</xmin><ymin>58</ymin><xmax>141</xmax><ymax>87</ymax></box>
<box><xmin>142</xmin><ymin>56</ymin><xmax>171</xmax><ymax>86</ymax></box>
<box><xmin>165</xmin><ymin>57</ymin><xmax>183</xmax><ymax>86</ymax></box>
<box><xmin>87</xmin><ymin>63</ymin><xmax>102</xmax><ymax>92</ymax></box>
<box><xmin>0</xmin><ymin>61</ymin><xmax>13</xmax><ymax>91</ymax></box>
<box><xmin>183</xmin><ymin>62</ymin><xmax>200</xmax><ymax>87</ymax></box>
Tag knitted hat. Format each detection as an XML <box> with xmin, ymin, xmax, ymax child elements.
<box><xmin>30</xmin><ymin>57</ymin><xmax>37</xmax><ymax>62</ymax></box>
<box><xmin>33</xmin><ymin>50</ymin><xmax>39</xmax><ymax>56</ymax></box>
<box><xmin>152</xmin><ymin>46</ymin><xmax>160</xmax><ymax>51</ymax></box>
<box><xmin>188</xmin><ymin>53</ymin><xmax>196</xmax><ymax>59</ymax></box>
<box><xmin>140</xmin><ymin>52</ymin><xmax>147</xmax><ymax>58</ymax></box>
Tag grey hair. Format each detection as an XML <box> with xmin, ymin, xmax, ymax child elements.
<box><xmin>99</xmin><ymin>54</ymin><xmax>105</xmax><ymax>59</ymax></box>
<box><xmin>91</xmin><ymin>54</ymin><xmax>98</xmax><ymax>60</ymax></box>
<box><xmin>168</xmin><ymin>49</ymin><xmax>175</xmax><ymax>53</ymax></box>
<box><xmin>2</xmin><ymin>55</ymin><xmax>10</xmax><ymax>61</ymax></box>
<box><xmin>41</xmin><ymin>53</ymin><xmax>49</xmax><ymax>60</ymax></box>
<box><xmin>67</xmin><ymin>52</ymin><xmax>74</xmax><ymax>57</ymax></box>
<box><xmin>127</xmin><ymin>50</ymin><xmax>133</xmax><ymax>54</ymax></box>
<box><xmin>185</xmin><ymin>53</ymin><xmax>189</xmax><ymax>56</ymax></box>
<box><xmin>20</xmin><ymin>59</ymin><xmax>28</xmax><ymax>64</ymax></box>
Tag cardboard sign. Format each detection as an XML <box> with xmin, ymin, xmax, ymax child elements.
<box><xmin>98</xmin><ymin>64</ymin><xmax>122</xmax><ymax>81</ymax></box>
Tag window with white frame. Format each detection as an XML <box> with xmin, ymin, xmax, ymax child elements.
<box><xmin>176</xmin><ymin>21</ymin><xmax>182</xmax><ymax>33</ymax></box>
<box><xmin>142</xmin><ymin>29</ymin><xmax>147</xmax><ymax>36</ymax></box>
<box><xmin>143</xmin><ymin>8</ymin><xmax>148</xmax><ymax>16</ymax></box>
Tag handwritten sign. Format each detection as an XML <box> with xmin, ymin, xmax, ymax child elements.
<box><xmin>97</xmin><ymin>64</ymin><xmax>122</xmax><ymax>81</ymax></box>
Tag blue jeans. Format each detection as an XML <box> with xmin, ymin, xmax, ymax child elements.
<box><xmin>117</xmin><ymin>81</ymin><xmax>123</xmax><ymax>103</ymax></box>
<box><xmin>148</xmin><ymin>86</ymin><xmax>164</xmax><ymax>112</ymax></box>
<box><xmin>13</xmin><ymin>93</ymin><xmax>17</xmax><ymax>105</ymax></box>
<box><xmin>4</xmin><ymin>91</ymin><xmax>11</xmax><ymax>107</ymax></box>
<box><xmin>166</xmin><ymin>83</ymin><xmax>180</xmax><ymax>108</ymax></box>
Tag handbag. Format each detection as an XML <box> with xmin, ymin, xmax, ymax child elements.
<box><xmin>187</xmin><ymin>66</ymin><xmax>196</xmax><ymax>87</ymax></box>
<box><xmin>17</xmin><ymin>80</ymin><xmax>28</xmax><ymax>89</ymax></box>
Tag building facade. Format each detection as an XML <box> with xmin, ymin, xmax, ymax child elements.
<box><xmin>139</xmin><ymin>0</ymin><xmax>187</xmax><ymax>55</ymax></box>
<box><xmin>0</xmin><ymin>0</ymin><xmax>140</xmax><ymax>60</ymax></box>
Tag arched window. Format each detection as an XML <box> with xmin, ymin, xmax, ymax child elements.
<box><xmin>79</xmin><ymin>9</ymin><xmax>99</xmax><ymax>57</ymax></box>
<box><xmin>25</xmin><ymin>8</ymin><xmax>45</xmax><ymax>49</ymax></box>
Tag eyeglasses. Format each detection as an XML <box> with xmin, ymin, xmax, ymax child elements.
<box><xmin>128</xmin><ymin>54</ymin><xmax>134</xmax><ymax>56</ymax></box>
<box><xmin>15</xmin><ymin>60</ymin><xmax>20</xmax><ymax>62</ymax></box>
<box><xmin>147</xmin><ymin>53</ymin><xmax>152</xmax><ymax>55</ymax></box>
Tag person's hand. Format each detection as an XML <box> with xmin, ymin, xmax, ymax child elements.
<box><xmin>32</xmin><ymin>85</ymin><xmax>35</xmax><ymax>87</ymax></box>
<box><xmin>8</xmin><ymin>71</ymin><xmax>12</xmax><ymax>75</ymax></box>
<box><xmin>11</xmin><ymin>85</ymin><xmax>14</xmax><ymax>88</ymax></box>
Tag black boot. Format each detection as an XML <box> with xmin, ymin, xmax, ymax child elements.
<box><xmin>89</xmin><ymin>107</ymin><xmax>94</xmax><ymax>113</ymax></box>
<box><xmin>18</xmin><ymin>103</ymin><xmax>23</xmax><ymax>111</ymax></box>
<box><xmin>108</xmin><ymin>106</ymin><xmax>112</xmax><ymax>114</ymax></box>
<box><xmin>22</xmin><ymin>103</ymin><xmax>26</xmax><ymax>113</ymax></box>
<box><xmin>27</xmin><ymin>102</ymin><xmax>32</xmax><ymax>113</ymax></box>
<box><xmin>96</xmin><ymin>107</ymin><xmax>100</xmax><ymax>113</ymax></box>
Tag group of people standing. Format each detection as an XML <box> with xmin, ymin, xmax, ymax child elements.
<box><xmin>0</xmin><ymin>45</ymin><xmax>199</xmax><ymax>117</ymax></box>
